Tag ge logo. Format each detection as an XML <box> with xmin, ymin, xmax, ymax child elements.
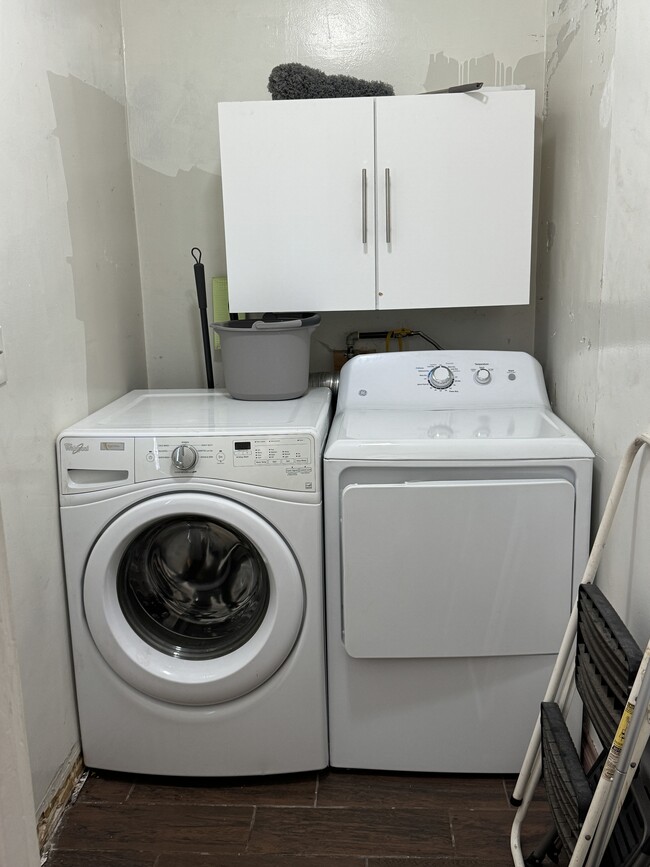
<box><xmin>358</xmin><ymin>389</ymin><xmax>367</xmax><ymax>397</ymax></box>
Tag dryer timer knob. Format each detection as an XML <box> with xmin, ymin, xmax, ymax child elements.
<box><xmin>428</xmin><ymin>365</ymin><xmax>454</xmax><ymax>390</ymax></box>
<box><xmin>171</xmin><ymin>444</ymin><xmax>198</xmax><ymax>471</ymax></box>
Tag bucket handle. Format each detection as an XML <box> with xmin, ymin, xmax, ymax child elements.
<box><xmin>251</xmin><ymin>319</ymin><xmax>304</xmax><ymax>330</ymax></box>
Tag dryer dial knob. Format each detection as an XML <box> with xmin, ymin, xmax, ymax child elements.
<box><xmin>171</xmin><ymin>444</ymin><xmax>198</xmax><ymax>471</ymax></box>
<box><xmin>428</xmin><ymin>365</ymin><xmax>454</xmax><ymax>390</ymax></box>
<box><xmin>474</xmin><ymin>367</ymin><xmax>492</xmax><ymax>385</ymax></box>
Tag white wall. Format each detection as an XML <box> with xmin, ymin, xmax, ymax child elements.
<box><xmin>593</xmin><ymin>0</ymin><xmax>650</xmax><ymax>637</ymax></box>
<box><xmin>0</xmin><ymin>507</ymin><xmax>40</xmax><ymax>867</ymax></box>
<box><xmin>121</xmin><ymin>0</ymin><xmax>546</xmax><ymax>388</ymax></box>
<box><xmin>0</xmin><ymin>0</ymin><xmax>147</xmax><ymax>811</ymax></box>
<box><xmin>534</xmin><ymin>0</ymin><xmax>616</xmax><ymax>441</ymax></box>
<box><xmin>536</xmin><ymin>0</ymin><xmax>650</xmax><ymax>640</ymax></box>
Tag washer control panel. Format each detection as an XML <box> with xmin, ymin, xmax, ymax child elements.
<box><xmin>232</xmin><ymin>438</ymin><xmax>311</xmax><ymax>468</ymax></box>
<box><xmin>59</xmin><ymin>434</ymin><xmax>318</xmax><ymax>494</ymax></box>
<box><xmin>134</xmin><ymin>435</ymin><xmax>316</xmax><ymax>491</ymax></box>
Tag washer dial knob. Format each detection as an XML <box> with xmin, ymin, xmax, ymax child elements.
<box><xmin>428</xmin><ymin>365</ymin><xmax>455</xmax><ymax>390</ymax></box>
<box><xmin>171</xmin><ymin>444</ymin><xmax>198</xmax><ymax>471</ymax></box>
<box><xmin>474</xmin><ymin>368</ymin><xmax>492</xmax><ymax>385</ymax></box>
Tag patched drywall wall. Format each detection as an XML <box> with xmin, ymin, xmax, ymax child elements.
<box><xmin>121</xmin><ymin>0</ymin><xmax>546</xmax><ymax>387</ymax></box>
<box><xmin>48</xmin><ymin>72</ymin><xmax>147</xmax><ymax>406</ymax></box>
<box><xmin>0</xmin><ymin>0</ymin><xmax>146</xmax><ymax>810</ymax></box>
<box><xmin>536</xmin><ymin>0</ymin><xmax>650</xmax><ymax>639</ymax></box>
<box><xmin>591</xmin><ymin>0</ymin><xmax>650</xmax><ymax>635</ymax></box>
<box><xmin>535</xmin><ymin>0</ymin><xmax>616</xmax><ymax>442</ymax></box>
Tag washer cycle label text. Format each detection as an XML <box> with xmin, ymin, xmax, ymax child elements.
<box><xmin>133</xmin><ymin>435</ymin><xmax>317</xmax><ymax>493</ymax></box>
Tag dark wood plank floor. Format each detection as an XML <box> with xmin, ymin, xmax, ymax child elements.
<box><xmin>45</xmin><ymin>768</ymin><xmax>565</xmax><ymax>866</ymax></box>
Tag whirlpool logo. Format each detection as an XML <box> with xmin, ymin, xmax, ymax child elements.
<box><xmin>64</xmin><ymin>443</ymin><xmax>89</xmax><ymax>454</ymax></box>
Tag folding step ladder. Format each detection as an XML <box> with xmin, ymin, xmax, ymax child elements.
<box><xmin>511</xmin><ymin>435</ymin><xmax>650</xmax><ymax>867</ymax></box>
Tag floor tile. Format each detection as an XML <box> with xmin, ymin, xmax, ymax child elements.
<box><xmin>450</xmin><ymin>805</ymin><xmax>557</xmax><ymax>860</ymax></box>
<box><xmin>370</xmin><ymin>859</ymin><xmax>518</xmax><ymax>865</ymax></box>
<box><xmin>129</xmin><ymin>772</ymin><xmax>318</xmax><ymax>806</ymax></box>
<box><xmin>504</xmin><ymin>775</ymin><xmax>549</xmax><ymax>804</ymax></box>
<box><xmin>157</xmin><ymin>856</ymin><xmax>366</xmax><ymax>867</ymax></box>
<box><xmin>78</xmin><ymin>772</ymin><xmax>134</xmax><ymax>804</ymax></box>
<box><xmin>317</xmin><ymin>770</ymin><xmax>508</xmax><ymax>810</ymax></box>
<box><xmin>46</xmin><ymin>852</ymin><xmax>155</xmax><ymax>867</ymax></box>
<box><xmin>48</xmin><ymin>768</ymin><xmax>568</xmax><ymax>866</ymax></box>
<box><xmin>54</xmin><ymin>802</ymin><xmax>253</xmax><ymax>854</ymax></box>
<box><xmin>248</xmin><ymin>806</ymin><xmax>453</xmax><ymax>857</ymax></box>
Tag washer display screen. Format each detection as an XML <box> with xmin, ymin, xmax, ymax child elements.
<box><xmin>117</xmin><ymin>516</ymin><xmax>270</xmax><ymax>660</ymax></box>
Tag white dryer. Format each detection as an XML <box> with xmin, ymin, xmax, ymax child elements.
<box><xmin>58</xmin><ymin>388</ymin><xmax>331</xmax><ymax>776</ymax></box>
<box><xmin>324</xmin><ymin>351</ymin><xmax>593</xmax><ymax>773</ymax></box>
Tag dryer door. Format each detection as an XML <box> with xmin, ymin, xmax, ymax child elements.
<box><xmin>341</xmin><ymin>478</ymin><xmax>575</xmax><ymax>658</ymax></box>
<box><xmin>84</xmin><ymin>492</ymin><xmax>304</xmax><ymax>705</ymax></box>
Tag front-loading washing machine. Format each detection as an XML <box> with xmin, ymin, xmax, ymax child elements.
<box><xmin>324</xmin><ymin>351</ymin><xmax>594</xmax><ymax>773</ymax></box>
<box><xmin>57</xmin><ymin>388</ymin><xmax>331</xmax><ymax>776</ymax></box>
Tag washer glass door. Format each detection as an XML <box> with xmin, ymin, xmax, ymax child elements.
<box><xmin>118</xmin><ymin>515</ymin><xmax>269</xmax><ymax>661</ymax></box>
<box><xmin>84</xmin><ymin>492</ymin><xmax>304</xmax><ymax>706</ymax></box>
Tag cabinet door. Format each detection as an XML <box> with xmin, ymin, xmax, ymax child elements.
<box><xmin>375</xmin><ymin>91</ymin><xmax>535</xmax><ymax>310</ymax></box>
<box><xmin>219</xmin><ymin>99</ymin><xmax>376</xmax><ymax>313</ymax></box>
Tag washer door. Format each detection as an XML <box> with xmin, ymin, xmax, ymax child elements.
<box><xmin>84</xmin><ymin>493</ymin><xmax>304</xmax><ymax>706</ymax></box>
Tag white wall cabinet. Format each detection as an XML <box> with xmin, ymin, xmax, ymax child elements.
<box><xmin>218</xmin><ymin>91</ymin><xmax>535</xmax><ymax>313</ymax></box>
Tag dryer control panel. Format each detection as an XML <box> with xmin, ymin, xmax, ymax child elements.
<box><xmin>337</xmin><ymin>350</ymin><xmax>551</xmax><ymax>411</ymax></box>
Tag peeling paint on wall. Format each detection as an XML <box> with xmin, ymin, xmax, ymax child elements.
<box><xmin>546</xmin><ymin>220</ymin><xmax>556</xmax><ymax>251</ymax></box>
<box><xmin>599</xmin><ymin>61</ymin><xmax>614</xmax><ymax>127</ymax></box>
<box><xmin>595</xmin><ymin>0</ymin><xmax>617</xmax><ymax>39</ymax></box>
<box><xmin>424</xmin><ymin>50</ymin><xmax>543</xmax><ymax>92</ymax></box>
<box><xmin>127</xmin><ymin>72</ymin><xmax>222</xmax><ymax>178</ymax></box>
<box><xmin>544</xmin><ymin>18</ymin><xmax>581</xmax><ymax>116</ymax></box>
<box><xmin>547</xmin><ymin>0</ymin><xmax>616</xmax><ymax>88</ymax></box>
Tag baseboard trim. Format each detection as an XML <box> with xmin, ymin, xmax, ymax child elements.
<box><xmin>37</xmin><ymin>748</ymin><xmax>85</xmax><ymax>850</ymax></box>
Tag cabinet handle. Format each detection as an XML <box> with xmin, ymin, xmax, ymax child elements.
<box><xmin>385</xmin><ymin>168</ymin><xmax>391</xmax><ymax>244</ymax></box>
<box><xmin>361</xmin><ymin>168</ymin><xmax>368</xmax><ymax>245</ymax></box>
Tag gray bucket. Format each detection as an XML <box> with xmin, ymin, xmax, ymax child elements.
<box><xmin>210</xmin><ymin>314</ymin><xmax>320</xmax><ymax>400</ymax></box>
